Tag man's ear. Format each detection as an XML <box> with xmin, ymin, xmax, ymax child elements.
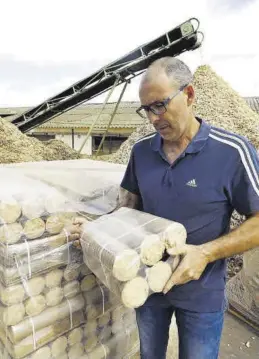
<box><xmin>185</xmin><ymin>84</ymin><xmax>195</xmax><ymax>106</ymax></box>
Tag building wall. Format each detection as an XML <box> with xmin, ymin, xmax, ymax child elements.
<box><xmin>33</xmin><ymin>127</ymin><xmax>135</xmax><ymax>135</ymax></box>
<box><xmin>29</xmin><ymin>134</ymin><xmax>55</xmax><ymax>141</ymax></box>
<box><xmin>32</xmin><ymin>127</ymin><xmax>134</xmax><ymax>156</ymax></box>
<box><xmin>92</xmin><ymin>135</ymin><xmax>128</xmax><ymax>155</ymax></box>
<box><xmin>56</xmin><ymin>134</ymin><xmax>93</xmax><ymax>155</ymax></box>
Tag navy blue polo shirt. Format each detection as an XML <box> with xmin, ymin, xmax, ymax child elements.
<box><xmin>120</xmin><ymin>118</ymin><xmax>259</xmax><ymax>312</ymax></box>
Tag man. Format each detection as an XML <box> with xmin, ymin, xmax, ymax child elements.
<box><xmin>119</xmin><ymin>57</ymin><xmax>259</xmax><ymax>359</ymax></box>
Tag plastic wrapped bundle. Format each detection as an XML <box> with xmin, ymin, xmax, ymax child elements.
<box><xmin>1</xmin><ymin>164</ymin><xmax>124</xmax><ymax>218</ymax></box>
<box><xmin>0</xmin><ymin>262</ymin><xmax>85</xmax><ymax>308</ymax></box>
<box><xmin>0</xmin><ymin>163</ymin><xmax>131</xmax><ymax>359</ymax></box>
<box><xmin>0</xmin><ymin>281</ymin><xmax>120</xmax><ymax>359</ymax></box>
<box><xmin>0</xmin><ymin>163</ymin><xmax>124</xmax><ymax>280</ymax></box>
<box><xmin>0</xmin><ymin>215</ymin><xmax>79</xmax><ymax>258</ymax></box>
<box><xmin>0</xmin><ymin>170</ymin><xmax>87</xmax><ymax>287</ymax></box>
<box><xmin>0</xmin><ymin>245</ymin><xmax>120</xmax><ymax>358</ymax></box>
<box><xmin>0</xmin><ymin>305</ymin><xmax>139</xmax><ymax>359</ymax></box>
<box><xmin>0</xmin><ymin>164</ymin><xmax>123</xmax><ymax>265</ymax></box>
<box><xmin>0</xmin><ymin>244</ymin><xmax>84</xmax><ymax>287</ymax></box>
<box><xmin>81</xmin><ymin>207</ymin><xmax>186</xmax><ymax>308</ymax></box>
<box><xmin>0</xmin><ymin>262</ymin><xmax>92</xmax><ymax>307</ymax></box>
<box><xmin>0</xmin><ymin>164</ymin><xmax>119</xmax><ymax>287</ymax></box>
<box><xmin>0</xmin><ymin>262</ymin><xmax>116</xmax><ymax>335</ymax></box>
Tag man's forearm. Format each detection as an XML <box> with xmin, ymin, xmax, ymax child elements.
<box><xmin>114</xmin><ymin>187</ymin><xmax>140</xmax><ymax>211</ymax></box>
<box><xmin>201</xmin><ymin>213</ymin><xmax>259</xmax><ymax>263</ymax></box>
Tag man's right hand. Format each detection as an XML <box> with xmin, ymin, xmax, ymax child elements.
<box><xmin>65</xmin><ymin>216</ymin><xmax>89</xmax><ymax>249</ymax></box>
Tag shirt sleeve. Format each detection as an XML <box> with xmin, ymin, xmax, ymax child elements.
<box><xmin>230</xmin><ymin>142</ymin><xmax>259</xmax><ymax>216</ymax></box>
<box><xmin>120</xmin><ymin>149</ymin><xmax>140</xmax><ymax>195</ymax></box>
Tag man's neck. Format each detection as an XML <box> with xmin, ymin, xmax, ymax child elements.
<box><xmin>162</xmin><ymin>116</ymin><xmax>200</xmax><ymax>163</ymax></box>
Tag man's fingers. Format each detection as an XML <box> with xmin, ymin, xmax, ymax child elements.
<box><xmin>163</xmin><ymin>265</ymin><xmax>184</xmax><ymax>294</ymax></box>
<box><xmin>73</xmin><ymin>217</ymin><xmax>88</xmax><ymax>226</ymax></box>
<box><xmin>72</xmin><ymin>239</ymin><xmax>82</xmax><ymax>249</ymax></box>
<box><xmin>69</xmin><ymin>233</ymin><xmax>80</xmax><ymax>241</ymax></box>
<box><xmin>167</xmin><ymin>244</ymin><xmax>188</xmax><ymax>256</ymax></box>
<box><xmin>66</xmin><ymin>224</ymin><xmax>82</xmax><ymax>235</ymax></box>
<box><xmin>163</xmin><ymin>275</ymin><xmax>175</xmax><ymax>294</ymax></box>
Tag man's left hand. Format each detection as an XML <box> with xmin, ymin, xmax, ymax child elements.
<box><xmin>65</xmin><ymin>217</ymin><xmax>89</xmax><ymax>249</ymax></box>
<box><xmin>163</xmin><ymin>244</ymin><xmax>210</xmax><ymax>294</ymax></box>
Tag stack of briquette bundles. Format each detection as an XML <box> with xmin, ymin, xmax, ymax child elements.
<box><xmin>0</xmin><ymin>167</ymin><xmax>139</xmax><ymax>359</ymax></box>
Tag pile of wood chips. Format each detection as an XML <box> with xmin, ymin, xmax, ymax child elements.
<box><xmin>0</xmin><ymin>118</ymin><xmax>80</xmax><ymax>164</ymax></box>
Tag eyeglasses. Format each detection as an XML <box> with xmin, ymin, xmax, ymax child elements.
<box><xmin>136</xmin><ymin>84</ymin><xmax>188</xmax><ymax>119</ymax></box>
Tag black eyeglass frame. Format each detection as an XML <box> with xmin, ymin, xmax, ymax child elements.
<box><xmin>136</xmin><ymin>83</ymin><xmax>189</xmax><ymax>118</ymax></box>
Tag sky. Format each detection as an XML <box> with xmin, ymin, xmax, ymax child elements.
<box><xmin>0</xmin><ymin>0</ymin><xmax>259</xmax><ymax>107</ymax></box>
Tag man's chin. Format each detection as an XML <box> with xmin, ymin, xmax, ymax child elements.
<box><xmin>159</xmin><ymin>132</ymin><xmax>176</xmax><ymax>142</ymax></box>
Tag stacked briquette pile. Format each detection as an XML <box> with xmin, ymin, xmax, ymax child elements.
<box><xmin>0</xmin><ymin>169</ymin><xmax>139</xmax><ymax>359</ymax></box>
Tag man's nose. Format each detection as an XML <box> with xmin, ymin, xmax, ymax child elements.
<box><xmin>148</xmin><ymin>111</ymin><xmax>160</xmax><ymax>124</ymax></box>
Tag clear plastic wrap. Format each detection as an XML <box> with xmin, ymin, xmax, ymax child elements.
<box><xmin>81</xmin><ymin>207</ymin><xmax>186</xmax><ymax>308</ymax></box>
<box><xmin>0</xmin><ymin>162</ymin><xmax>139</xmax><ymax>359</ymax></box>
<box><xmin>0</xmin><ymin>164</ymin><xmax>122</xmax><ymax>286</ymax></box>
<box><xmin>0</xmin><ymin>305</ymin><xmax>139</xmax><ymax>359</ymax></box>
<box><xmin>0</xmin><ymin>266</ymin><xmax>120</xmax><ymax>339</ymax></box>
<box><xmin>0</xmin><ymin>244</ymin><xmax>83</xmax><ymax>287</ymax></box>
<box><xmin>0</xmin><ymin>161</ymin><xmax>125</xmax><ymax>218</ymax></box>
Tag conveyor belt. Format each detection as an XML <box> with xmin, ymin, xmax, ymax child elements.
<box><xmin>12</xmin><ymin>18</ymin><xmax>204</xmax><ymax>133</ymax></box>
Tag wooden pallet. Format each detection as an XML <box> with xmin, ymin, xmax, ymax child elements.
<box><xmin>228</xmin><ymin>304</ymin><xmax>259</xmax><ymax>333</ymax></box>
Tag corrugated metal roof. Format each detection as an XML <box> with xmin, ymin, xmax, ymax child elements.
<box><xmin>244</xmin><ymin>97</ymin><xmax>259</xmax><ymax>114</ymax></box>
<box><xmin>2</xmin><ymin>97</ymin><xmax>259</xmax><ymax>130</ymax></box>
<box><xmin>38</xmin><ymin>114</ymin><xmax>143</xmax><ymax>129</ymax></box>
<box><xmin>0</xmin><ymin>102</ymin><xmax>142</xmax><ymax>129</ymax></box>
<box><xmin>0</xmin><ymin>109</ymin><xmax>17</xmax><ymax>118</ymax></box>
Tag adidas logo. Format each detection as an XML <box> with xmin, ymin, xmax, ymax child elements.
<box><xmin>186</xmin><ymin>179</ymin><xmax>197</xmax><ymax>187</ymax></box>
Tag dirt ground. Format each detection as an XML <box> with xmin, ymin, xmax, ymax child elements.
<box><xmin>219</xmin><ymin>312</ymin><xmax>259</xmax><ymax>359</ymax></box>
<box><xmin>132</xmin><ymin>312</ymin><xmax>259</xmax><ymax>358</ymax></box>
<box><xmin>167</xmin><ymin>312</ymin><xmax>259</xmax><ymax>359</ymax></box>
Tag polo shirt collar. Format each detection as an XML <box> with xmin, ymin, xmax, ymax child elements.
<box><xmin>151</xmin><ymin>117</ymin><xmax>211</xmax><ymax>154</ymax></box>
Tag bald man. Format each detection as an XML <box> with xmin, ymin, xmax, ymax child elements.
<box><xmin>120</xmin><ymin>57</ymin><xmax>259</xmax><ymax>359</ymax></box>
